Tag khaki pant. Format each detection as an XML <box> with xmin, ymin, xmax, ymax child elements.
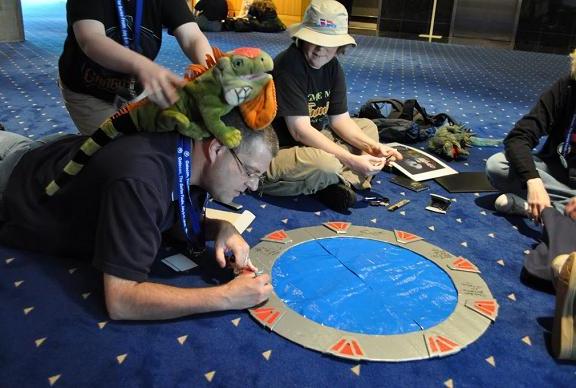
<box><xmin>59</xmin><ymin>80</ymin><xmax>117</xmax><ymax>135</ymax></box>
<box><xmin>262</xmin><ymin>118</ymin><xmax>379</xmax><ymax>196</ymax></box>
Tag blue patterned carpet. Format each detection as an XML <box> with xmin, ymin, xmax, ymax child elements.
<box><xmin>1</xmin><ymin>1</ymin><xmax>575</xmax><ymax>386</ymax></box>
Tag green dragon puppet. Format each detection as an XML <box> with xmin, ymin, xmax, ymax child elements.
<box><xmin>427</xmin><ymin>124</ymin><xmax>503</xmax><ymax>160</ymax></box>
<box><xmin>427</xmin><ymin>124</ymin><xmax>473</xmax><ymax>160</ymax></box>
<box><xmin>45</xmin><ymin>47</ymin><xmax>276</xmax><ymax>196</ymax></box>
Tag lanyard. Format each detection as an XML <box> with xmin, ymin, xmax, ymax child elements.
<box><xmin>176</xmin><ymin>136</ymin><xmax>202</xmax><ymax>244</ymax></box>
<box><xmin>114</xmin><ymin>0</ymin><xmax>143</xmax><ymax>52</ymax></box>
<box><xmin>559</xmin><ymin>113</ymin><xmax>576</xmax><ymax>168</ymax></box>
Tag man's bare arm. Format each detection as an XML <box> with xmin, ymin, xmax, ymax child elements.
<box><xmin>103</xmin><ymin>272</ymin><xmax>271</xmax><ymax>320</ymax></box>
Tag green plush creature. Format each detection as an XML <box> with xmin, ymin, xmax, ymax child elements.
<box><xmin>46</xmin><ymin>47</ymin><xmax>276</xmax><ymax>196</ymax></box>
<box><xmin>427</xmin><ymin>124</ymin><xmax>473</xmax><ymax>160</ymax></box>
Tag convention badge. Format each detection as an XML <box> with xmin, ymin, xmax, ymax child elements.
<box><xmin>128</xmin><ymin>77</ymin><xmax>138</xmax><ymax>99</ymax></box>
<box><xmin>162</xmin><ymin>253</ymin><xmax>198</xmax><ymax>272</ymax></box>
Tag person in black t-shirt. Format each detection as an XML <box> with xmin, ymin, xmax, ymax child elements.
<box><xmin>194</xmin><ymin>0</ymin><xmax>228</xmax><ymax>32</ymax></box>
<box><xmin>59</xmin><ymin>0</ymin><xmax>213</xmax><ymax>135</ymax></box>
<box><xmin>486</xmin><ymin>49</ymin><xmax>576</xmax><ymax>223</ymax></box>
<box><xmin>0</xmin><ymin>110</ymin><xmax>280</xmax><ymax>321</ymax></box>
<box><xmin>261</xmin><ymin>0</ymin><xmax>402</xmax><ymax>212</ymax></box>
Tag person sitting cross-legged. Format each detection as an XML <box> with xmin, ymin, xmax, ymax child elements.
<box><xmin>260</xmin><ymin>0</ymin><xmax>401</xmax><ymax>213</ymax></box>
<box><xmin>486</xmin><ymin>49</ymin><xmax>576</xmax><ymax>223</ymax></box>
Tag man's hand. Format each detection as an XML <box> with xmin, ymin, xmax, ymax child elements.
<box><xmin>343</xmin><ymin>153</ymin><xmax>387</xmax><ymax>176</ymax></box>
<box><xmin>222</xmin><ymin>272</ymin><xmax>273</xmax><ymax>310</ymax></box>
<box><xmin>526</xmin><ymin>178</ymin><xmax>551</xmax><ymax>221</ymax></box>
<box><xmin>342</xmin><ymin>143</ymin><xmax>403</xmax><ymax>176</ymax></box>
<box><xmin>369</xmin><ymin>143</ymin><xmax>403</xmax><ymax>164</ymax></box>
<box><xmin>71</xmin><ymin>20</ymin><xmax>186</xmax><ymax>109</ymax></box>
<box><xmin>134</xmin><ymin>60</ymin><xmax>186</xmax><ymax>108</ymax></box>
<box><xmin>564</xmin><ymin>196</ymin><xmax>576</xmax><ymax>220</ymax></box>
<box><xmin>213</xmin><ymin>222</ymin><xmax>257</xmax><ymax>273</ymax></box>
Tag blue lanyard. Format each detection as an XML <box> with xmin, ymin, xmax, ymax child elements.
<box><xmin>562</xmin><ymin>113</ymin><xmax>576</xmax><ymax>157</ymax></box>
<box><xmin>176</xmin><ymin>136</ymin><xmax>202</xmax><ymax>243</ymax></box>
<box><xmin>114</xmin><ymin>0</ymin><xmax>143</xmax><ymax>52</ymax></box>
<box><xmin>558</xmin><ymin>112</ymin><xmax>576</xmax><ymax>168</ymax></box>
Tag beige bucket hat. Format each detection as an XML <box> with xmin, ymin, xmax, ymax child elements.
<box><xmin>288</xmin><ymin>0</ymin><xmax>356</xmax><ymax>48</ymax></box>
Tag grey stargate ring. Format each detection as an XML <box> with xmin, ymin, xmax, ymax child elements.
<box><xmin>248</xmin><ymin>224</ymin><xmax>498</xmax><ymax>362</ymax></box>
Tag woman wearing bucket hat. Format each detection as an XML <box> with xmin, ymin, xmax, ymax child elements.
<box><xmin>260</xmin><ymin>0</ymin><xmax>401</xmax><ymax>212</ymax></box>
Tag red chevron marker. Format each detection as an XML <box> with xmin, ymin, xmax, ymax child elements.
<box><xmin>466</xmin><ymin>299</ymin><xmax>499</xmax><ymax>321</ymax></box>
<box><xmin>448</xmin><ymin>257</ymin><xmax>480</xmax><ymax>273</ymax></box>
<box><xmin>251</xmin><ymin>307</ymin><xmax>284</xmax><ymax>327</ymax></box>
<box><xmin>329</xmin><ymin>337</ymin><xmax>365</xmax><ymax>359</ymax></box>
<box><xmin>261</xmin><ymin>230</ymin><xmax>292</xmax><ymax>244</ymax></box>
<box><xmin>394</xmin><ymin>229</ymin><xmax>423</xmax><ymax>244</ymax></box>
<box><xmin>425</xmin><ymin>334</ymin><xmax>460</xmax><ymax>357</ymax></box>
<box><xmin>323</xmin><ymin>221</ymin><xmax>351</xmax><ymax>234</ymax></box>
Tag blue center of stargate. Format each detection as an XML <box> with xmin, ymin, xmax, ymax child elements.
<box><xmin>272</xmin><ymin>237</ymin><xmax>458</xmax><ymax>335</ymax></box>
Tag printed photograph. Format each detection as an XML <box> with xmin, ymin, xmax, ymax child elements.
<box><xmin>387</xmin><ymin>143</ymin><xmax>458</xmax><ymax>181</ymax></box>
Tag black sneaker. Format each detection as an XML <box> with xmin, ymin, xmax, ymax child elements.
<box><xmin>316</xmin><ymin>183</ymin><xmax>356</xmax><ymax>212</ymax></box>
<box><xmin>0</xmin><ymin>123</ymin><xmax>5</xmax><ymax>131</ymax></box>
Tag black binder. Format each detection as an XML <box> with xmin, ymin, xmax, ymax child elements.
<box><xmin>435</xmin><ymin>172</ymin><xmax>497</xmax><ymax>193</ymax></box>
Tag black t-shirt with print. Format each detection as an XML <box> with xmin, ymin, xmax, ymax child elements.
<box><xmin>272</xmin><ymin>44</ymin><xmax>348</xmax><ymax>148</ymax></box>
<box><xmin>59</xmin><ymin>0</ymin><xmax>194</xmax><ymax>103</ymax></box>
<box><xmin>0</xmin><ymin>133</ymin><xmax>207</xmax><ymax>282</ymax></box>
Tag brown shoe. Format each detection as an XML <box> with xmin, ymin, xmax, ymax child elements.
<box><xmin>551</xmin><ymin>252</ymin><xmax>576</xmax><ymax>360</ymax></box>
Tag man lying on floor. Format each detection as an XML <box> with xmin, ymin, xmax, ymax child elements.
<box><xmin>0</xmin><ymin>109</ymin><xmax>279</xmax><ymax>320</ymax></box>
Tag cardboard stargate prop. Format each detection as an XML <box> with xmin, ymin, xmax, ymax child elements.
<box><xmin>248</xmin><ymin>224</ymin><xmax>498</xmax><ymax>362</ymax></box>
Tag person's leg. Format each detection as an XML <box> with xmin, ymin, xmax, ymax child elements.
<box><xmin>485</xmin><ymin>152</ymin><xmax>526</xmax><ymax>193</ymax></box>
<box><xmin>206</xmin><ymin>20</ymin><xmax>223</xmax><ymax>32</ymax></box>
<box><xmin>485</xmin><ymin>152</ymin><xmax>530</xmax><ymax>215</ymax></box>
<box><xmin>59</xmin><ymin>79</ymin><xmax>117</xmax><ymax>135</ymax></box>
<box><xmin>262</xmin><ymin>146</ymin><xmax>344</xmax><ymax>196</ymax></box>
<box><xmin>0</xmin><ymin>131</ymin><xmax>39</xmax><ymax>202</ymax></box>
<box><xmin>196</xmin><ymin>14</ymin><xmax>223</xmax><ymax>32</ymax></box>
<box><xmin>533</xmin><ymin>158</ymin><xmax>576</xmax><ymax>212</ymax></box>
<box><xmin>551</xmin><ymin>252</ymin><xmax>576</xmax><ymax>360</ymax></box>
<box><xmin>196</xmin><ymin>14</ymin><xmax>209</xmax><ymax>31</ymax></box>
<box><xmin>486</xmin><ymin>152</ymin><xmax>576</xmax><ymax>214</ymax></box>
<box><xmin>261</xmin><ymin>135</ymin><xmax>362</xmax><ymax>212</ymax></box>
<box><xmin>331</xmin><ymin>117</ymin><xmax>379</xmax><ymax>191</ymax></box>
<box><xmin>261</xmin><ymin>120</ymin><xmax>379</xmax><ymax>209</ymax></box>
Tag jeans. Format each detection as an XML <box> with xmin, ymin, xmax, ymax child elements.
<box><xmin>486</xmin><ymin>151</ymin><xmax>576</xmax><ymax>213</ymax></box>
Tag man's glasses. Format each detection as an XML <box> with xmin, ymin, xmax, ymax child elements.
<box><xmin>229</xmin><ymin>148</ymin><xmax>261</xmax><ymax>181</ymax></box>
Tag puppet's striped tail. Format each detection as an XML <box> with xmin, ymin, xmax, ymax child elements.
<box><xmin>45</xmin><ymin>121</ymin><xmax>120</xmax><ymax>196</ymax></box>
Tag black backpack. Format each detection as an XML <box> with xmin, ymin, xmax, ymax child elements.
<box><xmin>224</xmin><ymin>17</ymin><xmax>252</xmax><ymax>32</ymax></box>
<box><xmin>357</xmin><ymin>98</ymin><xmax>456</xmax><ymax>143</ymax></box>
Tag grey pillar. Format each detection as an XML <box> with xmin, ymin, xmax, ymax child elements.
<box><xmin>0</xmin><ymin>0</ymin><xmax>25</xmax><ymax>42</ymax></box>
